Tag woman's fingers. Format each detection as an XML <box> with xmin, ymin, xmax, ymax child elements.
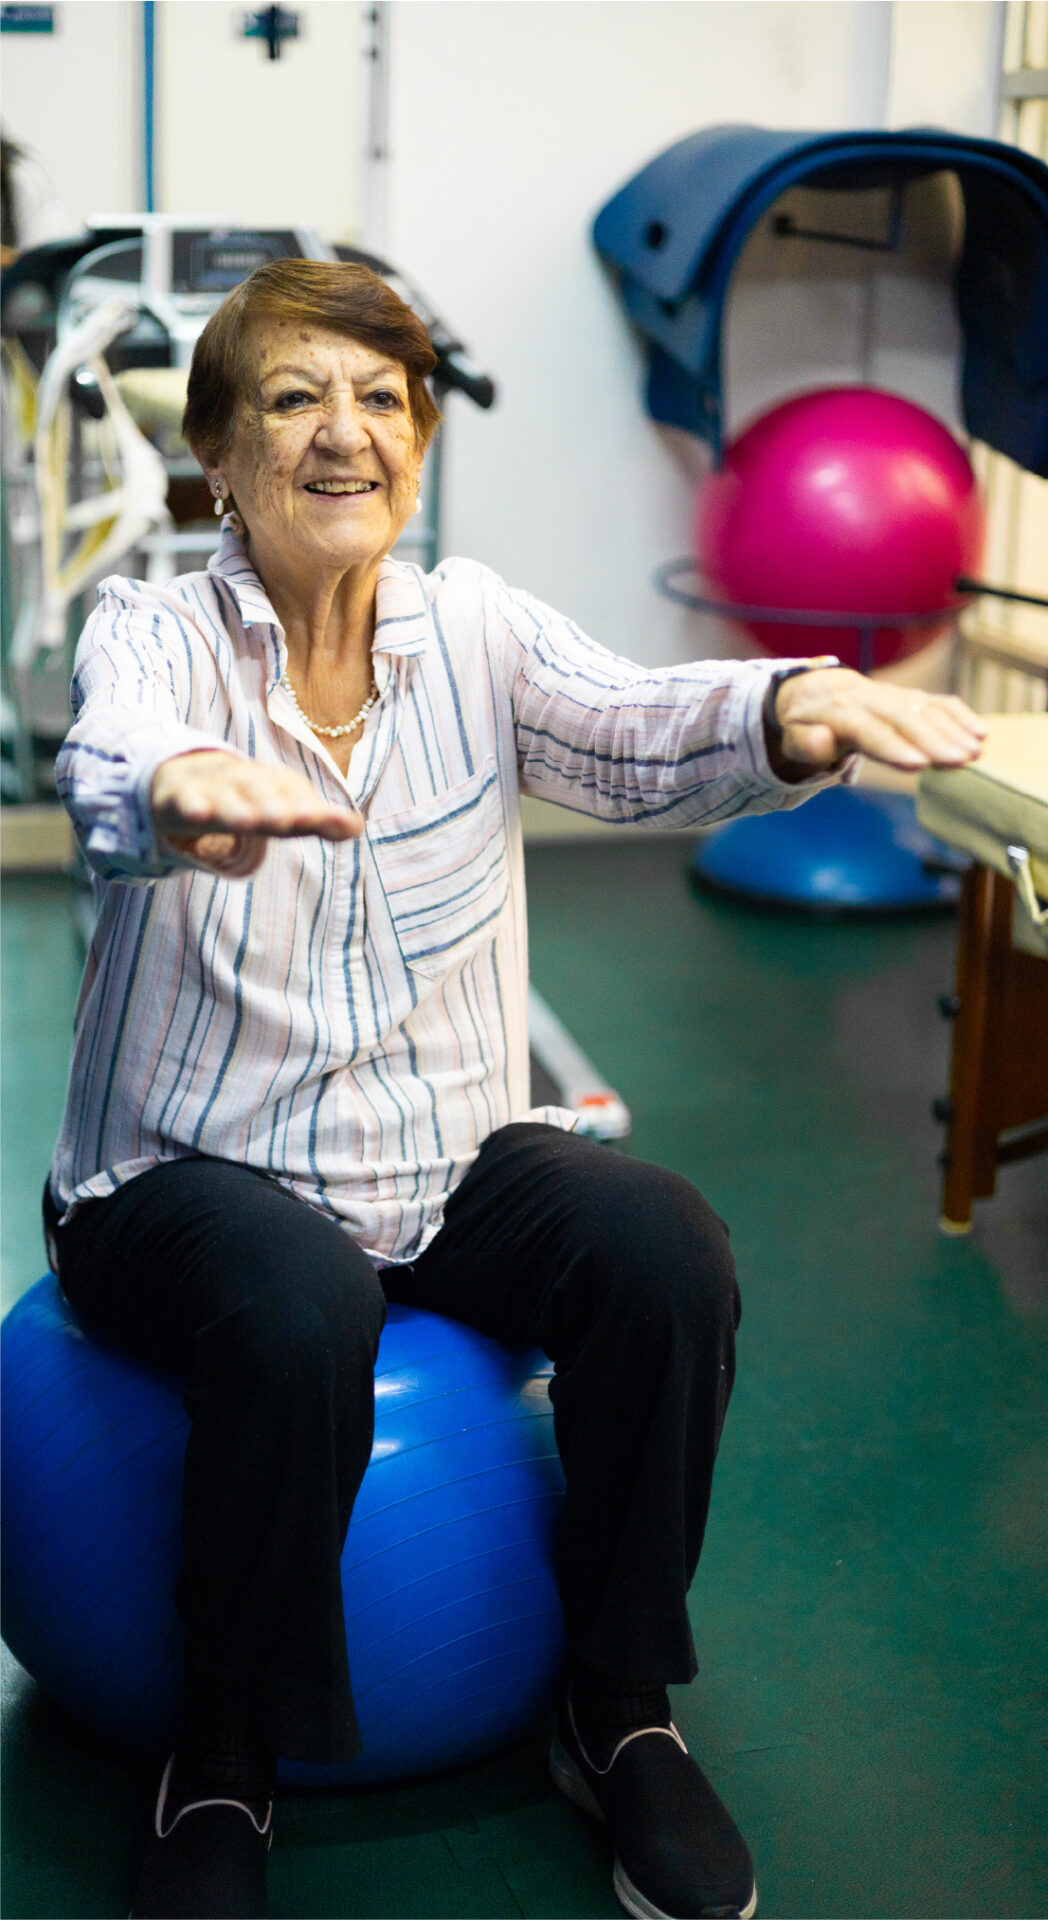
<box><xmin>218</xmin><ymin>764</ymin><xmax>360</xmax><ymax>838</ymax></box>
<box><xmin>859</xmin><ymin>691</ymin><xmax>985</xmax><ymax>767</ymax></box>
<box><xmin>151</xmin><ymin>751</ymin><xmax>362</xmax><ymax>845</ymax></box>
<box><xmin>777</xmin><ymin>670</ymin><xmax>987</xmax><ymax>771</ymax></box>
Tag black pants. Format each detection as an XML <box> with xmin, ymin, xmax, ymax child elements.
<box><xmin>48</xmin><ymin>1124</ymin><xmax>741</xmax><ymax>1766</ymax></box>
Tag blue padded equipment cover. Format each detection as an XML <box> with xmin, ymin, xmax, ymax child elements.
<box><xmin>593</xmin><ymin>126</ymin><xmax>1048</xmax><ymax>475</ymax></box>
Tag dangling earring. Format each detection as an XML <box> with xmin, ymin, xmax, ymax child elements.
<box><xmin>213</xmin><ymin>486</ymin><xmax>225</xmax><ymax>517</ymax></box>
<box><xmin>413</xmin><ymin>491</ymin><xmax>423</xmax><ymax>516</ymax></box>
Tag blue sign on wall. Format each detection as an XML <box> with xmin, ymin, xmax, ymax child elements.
<box><xmin>1</xmin><ymin>4</ymin><xmax>56</xmax><ymax>30</ymax></box>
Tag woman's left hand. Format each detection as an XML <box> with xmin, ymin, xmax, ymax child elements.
<box><xmin>771</xmin><ymin>668</ymin><xmax>987</xmax><ymax>780</ymax></box>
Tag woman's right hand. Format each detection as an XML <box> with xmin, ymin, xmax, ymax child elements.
<box><xmin>150</xmin><ymin>750</ymin><xmax>362</xmax><ymax>877</ymax></box>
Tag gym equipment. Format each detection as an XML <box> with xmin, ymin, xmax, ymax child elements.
<box><xmin>28</xmin><ymin>294</ymin><xmax>171</xmax><ymax>655</ymax></box>
<box><xmin>660</xmin><ymin>522</ymin><xmax>973</xmax><ymax>908</ymax></box>
<box><xmin>592</xmin><ymin>125</ymin><xmax>1048</xmax><ymax>473</ymax></box>
<box><xmin>694</xmin><ymin>387</ymin><xmax>985</xmax><ymax>672</ymax></box>
<box><xmin>0</xmin><ymin>1274</ymin><xmax>566</xmax><ymax>1786</ymax></box>
<box><xmin>527</xmin><ymin>985</ymin><xmax>630</xmax><ymax>1138</ymax></box>
<box><xmin>1</xmin><ymin>217</ymin><xmax>495</xmax><ymax>792</ymax></box>
<box><xmin>595</xmin><ymin>125</ymin><xmax>1048</xmax><ymax>912</ymax></box>
<box><xmin>3</xmin><ymin>218</ymin><xmax>495</xmax><ymax>662</ymax></box>
<box><xmin>692</xmin><ymin>783</ymin><xmax>965</xmax><ymax>912</ymax></box>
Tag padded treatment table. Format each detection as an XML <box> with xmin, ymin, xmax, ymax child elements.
<box><xmin>918</xmin><ymin>715</ymin><xmax>1048</xmax><ymax>1232</ymax></box>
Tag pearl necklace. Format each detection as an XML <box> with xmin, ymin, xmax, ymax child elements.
<box><xmin>279</xmin><ymin>667</ymin><xmax>378</xmax><ymax>740</ymax></box>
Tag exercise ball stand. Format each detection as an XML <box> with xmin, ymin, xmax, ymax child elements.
<box><xmin>656</xmin><ymin>561</ymin><xmax>970</xmax><ymax>912</ymax></box>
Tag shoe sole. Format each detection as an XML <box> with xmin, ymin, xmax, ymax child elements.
<box><xmin>550</xmin><ymin>1732</ymin><xmax>757</xmax><ymax>1920</ymax></box>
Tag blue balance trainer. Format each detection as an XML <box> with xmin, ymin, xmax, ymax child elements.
<box><xmin>691</xmin><ymin>783</ymin><xmax>965</xmax><ymax>912</ymax></box>
<box><xmin>0</xmin><ymin>1275</ymin><xmax>566</xmax><ymax>1785</ymax></box>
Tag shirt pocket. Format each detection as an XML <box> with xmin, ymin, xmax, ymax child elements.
<box><xmin>367</xmin><ymin>757</ymin><xmax>509</xmax><ymax>980</ymax></box>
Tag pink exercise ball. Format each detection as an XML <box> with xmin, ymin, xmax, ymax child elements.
<box><xmin>694</xmin><ymin>386</ymin><xmax>985</xmax><ymax>669</ymax></box>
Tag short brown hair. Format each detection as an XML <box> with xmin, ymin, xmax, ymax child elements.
<box><xmin>182</xmin><ymin>258</ymin><xmax>441</xmax><ymax>462</ymax></box>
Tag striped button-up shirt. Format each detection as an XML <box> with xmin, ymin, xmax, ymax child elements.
<box><xmin>51</xmin><ymin>525</ymin><xmax>843</xmax><ymax>1262</ymax></box>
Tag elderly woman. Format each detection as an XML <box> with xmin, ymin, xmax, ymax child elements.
<box><xmin>47</xmin><ymin>260</ymin><xmax>984</xmax><ymax>1920</ymax></box>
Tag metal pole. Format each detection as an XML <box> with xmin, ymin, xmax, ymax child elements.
<box><xmin>361</xmin><ymin>2</ymin><xmax>391</xmax><ymax>258</ymax></box>
<box><xmin>142</xmin><ymin>0</ymin><xmax>156</xmax><ymax>213</ymax></box>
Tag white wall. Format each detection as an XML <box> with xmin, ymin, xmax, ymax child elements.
<box><xmin>887</xmin><ymin>0</ymin><xmax>1003</xmax><ymax>135</ymax></box>
<box><xmin>156</xmin><ymin>1</ymin><xmax>361</xmax><ymax>238</ymax></box>
<box><xmin>1</xmin><ymin>0</ymin><xmax>365</xmax><ymax>233</ymax></box>
<box><xmin>385</xmin><ymin>0</ymin><xmax>1004</xmax><ymax>668</ymax></box>
<box><xmin>2</xmin><ymin>0</ymin><xmax>138</xmax><ymax>224</ymax></box>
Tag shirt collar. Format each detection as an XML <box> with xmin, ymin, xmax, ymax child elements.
<box><xmin>207</xmin><ymin>522</ymin><xmax>434</xmax><ymax>660</ymax></box>
<box><xmin>207</xmin><ymin>521</ymin><xmax>278</xmax><ymax>629</ymax></box>
<box><xmin>372</xmin><ymin>557</ymin><xmax>434</xmax><ymax>658</ymax></box>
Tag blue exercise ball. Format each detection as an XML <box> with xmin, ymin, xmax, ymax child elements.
<box><xmin>692</xmin><ymin>786</ymin><xmax>963</xmax><ymax>911</ymax></box>
<box><xmin>0</xmin><ymin>1275</ymin><xmax>566</xmax><ymax>1785</ymax></box>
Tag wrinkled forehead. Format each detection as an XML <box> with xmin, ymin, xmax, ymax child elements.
<box><xmin>242</xmin><ymin>316</ymin><xmax>409</xmax><ymax>395</ymax></box>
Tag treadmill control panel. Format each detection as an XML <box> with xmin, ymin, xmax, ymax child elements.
<box><xmin>170</xmin><ymin>229</ymin><xmax>304</xmax><ymax>294</ymax></box>
<box><xmin>61</xmin><ymin>216</ymin><xmax>332</xmax><ymax>366</ymax></box>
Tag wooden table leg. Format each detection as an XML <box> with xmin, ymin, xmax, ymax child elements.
<box><xmin>939</xmin><ymin>865</ymin><xmax>1013</xmax><ymax>1233</ymax></box>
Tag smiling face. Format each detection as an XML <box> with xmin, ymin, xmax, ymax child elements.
<box><xmin>207</xmin><ymin>319</ymin><xmax>424</xmax><ymax>587</ymax></box>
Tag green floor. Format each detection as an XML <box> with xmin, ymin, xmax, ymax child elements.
<box><xmin>2</xmin><ymin>844</ymin><xmax>1047</xmax><ymax>1919</ymax></box>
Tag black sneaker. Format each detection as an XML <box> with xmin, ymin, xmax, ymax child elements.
<box><xmin>550</xmin><ymin>1692</ymin><xmax>757</xmax><ymax>1920</ymax></box>
<box><xmin>130</xmin><ymin>1756</ymin><xmax>273</xmax><ymax>1919</ymax></box>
